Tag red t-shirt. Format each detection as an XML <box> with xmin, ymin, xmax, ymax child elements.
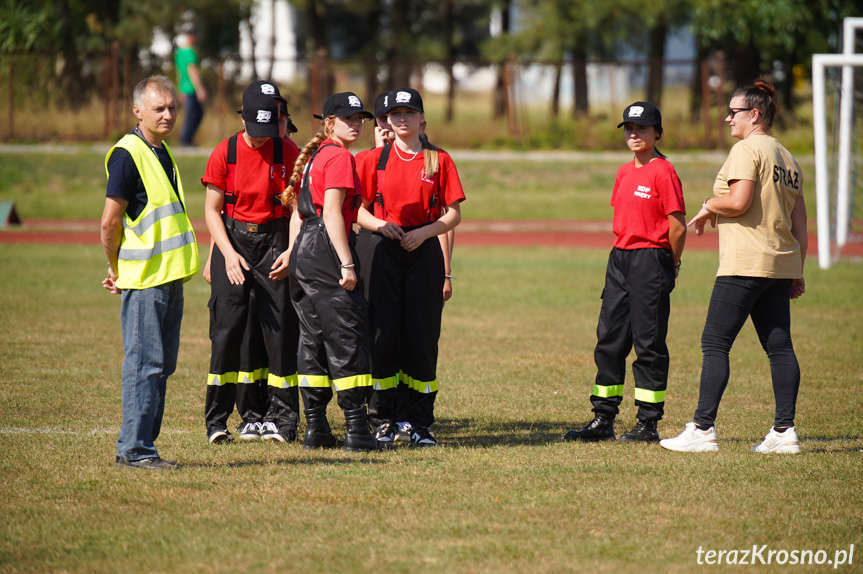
<box><xmin>299</xmin><ymin>139</ymin><xmax>363</xmax><ymax>237</ymax></box>
<box><xmin>610</xmin><ymin>158</ymin><xmax>685</xmax><ymax>251</ymax></box>
<box><xmin>358</xmin><ymin>145</ymin><xmax>466</xmax><ymax>227</ymax></box>
<box><xmin>201</xmin><ymin>132</ymin><xmax>299</xmax><ymax>223</ymax></box>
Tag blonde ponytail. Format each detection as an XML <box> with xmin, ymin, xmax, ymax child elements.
<box><xmin>419</xmin><ymin>132</ymin><xmax>439</xmax><ymax>178</ymax></box>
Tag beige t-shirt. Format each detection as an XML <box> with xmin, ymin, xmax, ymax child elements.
<box><xmin>713</xmin><ymin>135</ymin><xmax>803</xmax><ymax>278</ymax></box>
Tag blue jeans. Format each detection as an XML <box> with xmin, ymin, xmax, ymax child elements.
<box><xmin>180</xmin><ymin>94</ymin><xmax>204</xmax><ymax>146</ymax></box>
<box><xmin>694</xmin><ymin>276</ymin><xmax>800</xmax><ymax>428</ymax></box>
<box><xmin>116</xmin><ymin>280</ymin><xmax>184</xmax><ymax>461</ymax></box>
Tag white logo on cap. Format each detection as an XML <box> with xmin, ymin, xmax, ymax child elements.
<box><xmin>628</xmin><ymin>106</ymin><xmax>645</xmax><ymax>118</ymax></box>
<box><xmin>348</xmin><ymin>96</ymin><xmax>361</xmax><ymax>108</ymax></box>
<box><xmin>395</xmin><ymin>91</ymin><xmax>411</xmax><ymax>104</ymax></box>
<box><xmin>256</xmin><ymin>110</ymin><xmax>272</xmax><ymax>123</ymax></box>
<box><xmin>261</xmin><ymin>84</ymin><xmax>276</xmax><ymax>95</ymax></box>
<box><xmin>383</xmin><ymin>95</ymin><xmax>389</xmax><ymax>107</ymax></box>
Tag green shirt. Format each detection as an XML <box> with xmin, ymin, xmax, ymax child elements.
<box><xmin>175</xmin><ymin>46</ymin><xmax>198</xmax><ymax>96</ymax></box>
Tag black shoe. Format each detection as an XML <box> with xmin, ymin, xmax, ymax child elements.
<box><xmin>208</xmin><ymin>428</ymin><xmax>234</xmax><ymax>445</ymax></box>
<box><xmin>562</xmin><ymin>413</ymin><xmax>615</xmax><ymax>442</ymax></box>
<box><xmin>115</xmin><ymin>456</ymin><xmax>179</xmax><ymax>470</ymax></box>
<box><xmin>237</xmin><ymin>421</ymin><xmax>262</xmax><ymax>441</ymax></box>
<box><xmin>618</xmin><ymin>420</ymin><xmax>659</xmax><ymax>443</ymax></box>
<box><xmin>374</xmin><ymin>422</ymin><xmax>395</xmax><ymax>443</ymax></box>
<box><xmin>410</xmin><ymin>426</ymin><xmax>437</xmax><ymax>448</ymax></box>
<box><xmin>261</xmin><ymin>422</ymin><xmax>297</xmax><ymax>443</ymax></box>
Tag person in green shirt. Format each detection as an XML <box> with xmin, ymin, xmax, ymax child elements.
<box><xmin>175</xmin><ymin>27</ymin><xmax>207</xmax><ymax>146</ymax></box>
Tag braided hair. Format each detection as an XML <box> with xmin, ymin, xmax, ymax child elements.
<box><xmin>281</xmin><ymin>118</ymin><xmax>335</xmax><ymax>207</ymax></box>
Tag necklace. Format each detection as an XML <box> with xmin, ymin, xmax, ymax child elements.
<box><xmin>748</xmin><ymin>131</ymin><xmax>769</xmax><ymax>138</ymax></box>
<box><xmin>393</xmin><ymin>143</ymin><xmax>420</xmax><ymax>162</ymax></box>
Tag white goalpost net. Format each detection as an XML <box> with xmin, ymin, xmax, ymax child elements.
<box><xmin>813</xmin><ymin>17</ymin><xmax>863</xmax><ymax>269</ymax></box>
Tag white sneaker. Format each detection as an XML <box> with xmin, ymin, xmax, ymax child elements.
<box><xmin>394</xmin><ymin>422</ymin><xmax>412</xmax><ymax>442</ymax></box>
<box><xmin>751</xmin><ymin>426</ymin><xmax>801</xmax><ymax>454</ymax></box>
<box><xmin>660</xmin><ymin>422</ymin><xmax>719</xmax><ymax>452</ymax></box>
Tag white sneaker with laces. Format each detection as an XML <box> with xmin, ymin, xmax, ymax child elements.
<box><xmin>751</xmin><ymin>426</ymin><xmax>800</xmax><ymax>454</ymax></box>
<box><xmin>659</xmin><ymin>422</ymin><xmax>719</xmax><ymax>452</ymax></box>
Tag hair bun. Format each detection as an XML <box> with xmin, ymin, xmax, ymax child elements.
<box><xmin>754</xmin><ymin>78</ymin><xmax>776</xmax><ymax>99</ymax></box>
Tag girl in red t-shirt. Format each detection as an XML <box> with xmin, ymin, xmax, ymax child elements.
<box><xmin>563</xmin><ymin>101</ymin><xmax>686</xmax><ymax>445</ymax></box>
<box><xmin>280</xmin><ymin>92</ymin><xmax>387</xmax><ymax>452</ymax></box>
<box><xmin>356</xmin><ymin>88</ymin><xmax>465</xmax><ymax>447</ymax></box>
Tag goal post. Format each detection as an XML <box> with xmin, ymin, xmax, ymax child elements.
<box><xmin>812</xmin><ymin>52</ymin><xmax>863</xmax><ymax>269</ymax></box>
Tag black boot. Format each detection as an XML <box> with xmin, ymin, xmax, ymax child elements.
<box><xmin>303</xmin><ymin>406</ymin><xmax>340</xmax><ymax>449</ymax></box>
<box><xmin>343</xmin><ymin>407</ymin><xmax>392</xmax><ymax>452</ymax></box>
<box><xmin>562</xmin><ymin>412</ymin><xmax>616</xmax><ymax>442</ymax></box>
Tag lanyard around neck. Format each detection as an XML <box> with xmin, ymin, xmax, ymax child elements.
<box><xmin>134</xmin><ymin>126</ymin><xmax>176</xmax><ymax>188</ymax></box>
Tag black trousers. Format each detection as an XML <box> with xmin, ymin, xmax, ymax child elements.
<box><xmin>694</xmin><ymin>276</ymin><xmax>800</xmax><ymax>428</ymax></box>
<box><xmin>204</xmin><ymin>221</ymin><xmax>299</xmax><ymax>435</ymax></box>
<box><xmin>289</xmin><ymin>219</ymin><xmax>372</xmax><ymax>413</ymax></box>
<box><xmin>591</xmin><ymin>247</ymin><xmax>675</xmax><ymax>422</ymax></box>
<box><xmin>367</xmin><ymin>231</ymin><xmax>444</xmax><ymax>429</ymax></box>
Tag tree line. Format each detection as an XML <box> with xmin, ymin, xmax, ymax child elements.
<box><xmin>0</xmin><ymin>0</ymin><xmax>858</xmax><ymax>118</ymax></box>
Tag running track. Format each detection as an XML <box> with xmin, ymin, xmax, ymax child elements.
<box><xmin>0</xmin><ymin>219</ymin><xmax>733</xmax><ymax>251</ymax></box>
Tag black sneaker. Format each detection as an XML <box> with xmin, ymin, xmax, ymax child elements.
<box><xmin>115</xmin><ymin>456</ymin><xmax>179</xmax><ymax>470</ymax></box>
<box><xmin>260</xmin><ymin>422</ymin><xmax>282</xmax><ymax>442</ymax></box>
<box><xmin>375</xmin><ymin>422</ymin><xmax>395</xmax><ymax>443</ymax></box>
<box><xmin>562</xmin><ymin>413</ymin><xmax>615</xmax><ymax>442</ymax></box>
<box><xmin>237</xmin><ymin>421</ymin><xmax>262</xmax><ymax>440</ymax></box>
<box><xmin>618</xmin><ymin>420</ymin><xmax>659</xmax><ymax>443</ymax></box>
<box><xmin>410</xmin><ymin>426</ymin><xmax>437</xmax><ymax>448</ymax></box>
<box><xmin>208</xmin><ymin>428</ymin><xmax>234</xmax><ymax>445</ymax></box>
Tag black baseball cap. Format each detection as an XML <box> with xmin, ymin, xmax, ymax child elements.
<box><xmin>313</xmin><ymin>92</ymin><xmax>373</xmax><ymax>120</ymax></box>
<box><xmin>388</xmin><ymin>88</ymin><xmax>423</xmax><ymax>113</ymax></box>
<box><xmin>241</xmin><ymin>90</ymin><xmax>279</xmax><ymax>138</ymax></box>
<box><xmin>287</xmin><ymin>118</ymin><xmax>298</xmax><ymax>134</ymax></box>
<box><xmin>618</xmin><ymin>101</ymin><xmax>662</xmax><ymax>133</ymax></box>
<box><xmin>373</xmin><ymin>90</ymin><xmax>392</xmax><ymax>119</ymax></box>
<box><xmin>238</xmin><ymin>80</ymin><xmax>289</xmax><ymax>113</ymax></box>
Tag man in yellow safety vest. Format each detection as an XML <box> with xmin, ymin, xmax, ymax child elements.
<box><xmin>100</xmin><ymin>75</ymin><xmax>199</xmax><ymax>470</ymax></box>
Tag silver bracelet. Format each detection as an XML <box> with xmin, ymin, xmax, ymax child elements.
<box><xmin>340</xmin><ymin>263</ymin><xmax>355</xmax><ymax>269</ymax></box>
<box><xmin>444</xmin><ymin>274</ymin><xmax>454</xmax><ymax>280</ymax></box>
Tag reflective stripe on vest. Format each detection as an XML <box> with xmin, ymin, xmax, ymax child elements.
<box><xmin>106</xmin><ymin>134</ymin><xmax>199</xmax><ymax>289</ymax></box>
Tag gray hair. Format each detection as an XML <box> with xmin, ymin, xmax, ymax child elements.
<box><xmin>133</xmin><ymin>76</ymin><xmax>177</xmax><ymax>108</ymax></box>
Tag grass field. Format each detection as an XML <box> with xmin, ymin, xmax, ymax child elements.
<box><xmin>0</xmin><ymin>151</ymin><xmax>860</xmax><ymax>573</ymax></box>
<box><xmin>0</xmin><ymin>147</ymin><xmax>816</xmax><ymax>224</ymax></box>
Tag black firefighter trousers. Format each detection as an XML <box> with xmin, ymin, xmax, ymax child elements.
<box><xmin>591</xmin><ymin>247</ymin><xmax>676</xmax><ymax>422</ymax></box>
<box><xmin>205</xmin><ymin>220</ymin><xmax>299</xmax><ymax>436</ymax></box>
<box><xmin>288</xmin><ymin>219</ymin><xmax>372</xmax><ymax>414</ymax></box>
<box><xmin>366</xmin><ymin>230</ymin><xmax>444</xmax><ymax>430</ymax></box>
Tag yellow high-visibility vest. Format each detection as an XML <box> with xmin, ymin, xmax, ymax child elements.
<box><xmin>105</xmin><ymin>134</ymin><xmax>199</xmax><ymax>289</ymax></box>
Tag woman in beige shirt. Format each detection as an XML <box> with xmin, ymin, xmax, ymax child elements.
<box><xmin>661</xmin><ymin>79</ymin><xmax>808</xmax><ymax>454</ymax></box>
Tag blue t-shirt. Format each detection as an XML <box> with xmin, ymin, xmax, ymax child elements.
<box><xmin>106</xmin><ymin>131</ymin><xmax>178</xmax><ymax>220</ymax></box>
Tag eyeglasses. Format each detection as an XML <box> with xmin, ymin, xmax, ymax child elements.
<box><xmin>727</xmin><ymin>107</ymin><xmax>753</xmax><ymax>118</ymax></box>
